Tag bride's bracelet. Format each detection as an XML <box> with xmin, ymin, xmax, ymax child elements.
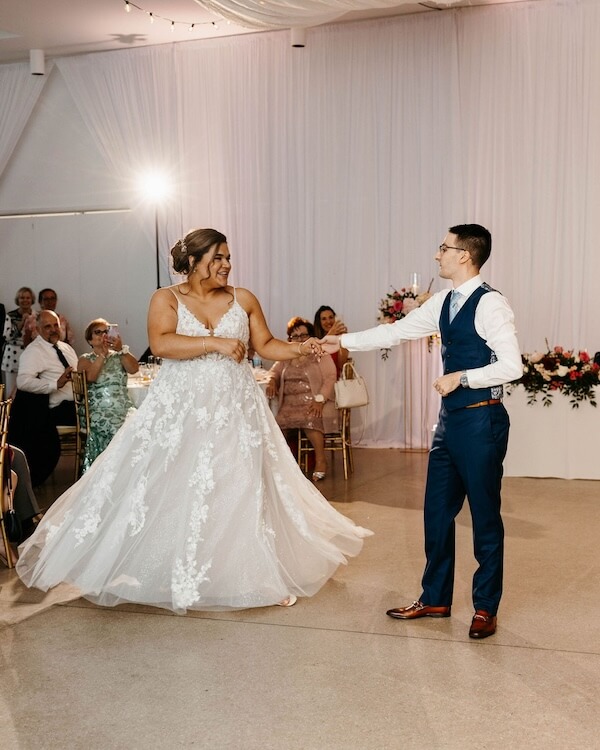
<box><xmin>202</xmin><ymin>338</ymin><xmax>208</xmax><ymax>356</ymax></box>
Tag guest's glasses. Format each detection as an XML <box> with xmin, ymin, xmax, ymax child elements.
<box><xmin>93</xmin><ymin>328</ymin><xmax>109</xmax><ymax>336</ymax></box>
<box><xmin>438</xmin><ymin>244</ymin><xmax>466</xmax><ymax>254</ymax></box>
<box><xmin>289</xmin><ymin>333</ymin><xmax>310</xmax><ymax>341</ymax></box>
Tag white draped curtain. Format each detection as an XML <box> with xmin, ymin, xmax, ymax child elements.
<box><xmin>0</xmin><ymin>63</ymin><xmax>48</xmax><ymax>176</ymax></box>
<box><xmin>195</xmin><ymin>0</ymin><xmax>463</xmax><ymax>30</ymax></box>
<box><xmin>3</xmin><ymin>0</ymin><xmax>599</xmax><ymax>446</ymax></box>
<box><xmin>56</xmin><ymin>48</ymin><xmax>184</xmax><ymax>286</ymax></box>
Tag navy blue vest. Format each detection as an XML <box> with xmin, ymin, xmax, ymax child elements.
<box><xmin>439</xmin><ymin>285</ymin><xmax>496</xmax><ymax>411</ymax></box>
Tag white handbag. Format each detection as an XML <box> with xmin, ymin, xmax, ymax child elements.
<box><xmin>334</xmin><ymin>362</ymin><xmax>369</xmax><ymax>409</ymax></box>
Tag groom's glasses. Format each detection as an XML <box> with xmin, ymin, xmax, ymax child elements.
<box><xmin>289</xmin><ymin>333</ymin><xmax>310</xmax><ymax>341</ymax></box>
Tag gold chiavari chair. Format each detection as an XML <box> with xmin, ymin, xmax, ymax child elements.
<box><xmin>297</xmin><ymin>407</ymin><xmax>354</xmax><ymax>480</ymax></box>
<box><xmin>0</xmin><ymin>397</ymin><xmax>17</xmax><ymax>568</ymax></box>
<box><xmin>56</xmin><ymin>371</ymin><xmax>90</xmax><ymax>482</ymax></box>
<box><xmin>71</xmin><ymin>370</ymin><xmax>90</xmax><ymax>481</ymax></box>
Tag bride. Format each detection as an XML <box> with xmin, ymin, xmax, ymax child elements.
<box><xmin>16</xmin><ymin>228</ymin><xmax>371</xmax><ymax>613</ymax></box>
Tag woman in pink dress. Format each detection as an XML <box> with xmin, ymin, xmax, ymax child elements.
<box><xmin>266</xmin><ymin>317</ymin><xmax>337</xmax><ymax>481</ymax></box>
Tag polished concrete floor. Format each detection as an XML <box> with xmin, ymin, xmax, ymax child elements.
<box><xmin>1</xmin><ymin>449</ymin><xmax>599</xmax><ymax>749</ymax></box>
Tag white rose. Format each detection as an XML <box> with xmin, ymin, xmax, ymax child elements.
<box><xmin>529</xmin><ymin>352</ymin><xmax>544</xmax><ymax>364</ymax></box>
<box><xmin>556</xmin><ymin>365</ymin><xmax>569</xmax><ymax>377</ymax></box>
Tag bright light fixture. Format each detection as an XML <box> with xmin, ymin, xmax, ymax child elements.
<box><xmin>138</xmin><ymin>171</ymin><xmax>171</xmax><ymax>202</ymax></box>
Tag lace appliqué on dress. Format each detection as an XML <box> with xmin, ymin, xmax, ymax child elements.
<box><xmin>172</xmin><ymin>501</ymin><xmax>211</xmax><ymax>609</ymax></box>
<box><xmin>128</xmin><ymin>476</ymin><xmax>149</xmax><ymax>536</ymax></box>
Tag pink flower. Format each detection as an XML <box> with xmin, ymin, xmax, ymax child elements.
<box><xmin>554</xmin><ymin>346</ymin><xmax>563</xmax><ymax>354</ymax></box>
<box><xmin>402</xmin><ymin>298</ymin><xmax>419</xmax><ymax>314</ymax></box>
<box><xmin>579</xmin><ymin>351</ymin><xmax>590</xmax><ymax>363</ymax></box>
<box><xmin>393</xmin><ymin>300</ymin><xmax>403</xmax><ymax>312</ymax></box>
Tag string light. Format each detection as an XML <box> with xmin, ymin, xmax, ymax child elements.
<box><xmin>121</xmin><ymin>1</ymin><xmax>221</xmax><ymax>32</ymax></box>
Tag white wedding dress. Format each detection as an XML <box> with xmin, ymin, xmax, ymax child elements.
<box><xmin>16</xmin><ymin>295</ymin><xmax>372</xmax><ymax>613</ymax></box>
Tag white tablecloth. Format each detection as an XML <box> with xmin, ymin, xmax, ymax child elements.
<box><xmin>503</xmin><ymin>385</ymin><xmax>600</xmax><ymax>479</ymax></box>
<box><xmin>127</xmin><ymin>378</ymin><xmax>151</xmax><ymax>408</ymax></box>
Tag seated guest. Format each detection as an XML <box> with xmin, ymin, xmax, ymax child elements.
<box><xmin>266</xmin><ymin>317</ymin><xmax>337</xmax><ymax>482</ymax></box>
<box><xmin>8</xmin><ymin>311</ymin><xmax>78</xmax><ymax>485</ymax></box>
<box><xmin>1</xmin><ymin>286</ymin><xmax>35</xmax><ymax>397</ymax></box>
<box><xmin>5</xmin><ymin>445</ymin><xmax>42</xmax><ymax>539</ymax></box>
<box><xmin>78</xmin><ymin>318</ymin><xmax>138</xmax><ymax>472</ymax></box>
<box><xmin>313</xmin><ymin>305</ymin><xmax>348</xmax><ymax>377</ymax></box>
<box><xmin>23</xmin><ymin>288</ymin><xmax>75</xmax><ymax>347</ymax></box>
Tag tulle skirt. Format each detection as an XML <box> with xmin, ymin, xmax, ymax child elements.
<box><xmin>17</xmin><ymin>357</ymin><xmax>371</xmax><ymax>613</ymax></box>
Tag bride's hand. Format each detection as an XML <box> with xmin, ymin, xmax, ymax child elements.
<box><xmin>300</xmin><ymin>337</ymin><xmax>324</xmax><ymax>359</ymax></box>
<box><xmin>213</xmin><ymin>337</ymin><xmax>246</xmax><ymax>363</ymax></box>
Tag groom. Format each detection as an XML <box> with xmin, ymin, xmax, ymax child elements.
<box><xmin>322</xmin><ymin>224</ymin><xmax>522</xmax><ymax>639</ymax></box>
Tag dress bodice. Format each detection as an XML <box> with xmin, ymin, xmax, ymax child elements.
<box><xmin>175</xmin><ymin>295</ymin><xmax>250</xmax><ymax>348</ymax></box>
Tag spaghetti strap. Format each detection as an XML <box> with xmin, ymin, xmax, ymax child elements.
<box><xmin>168</xmin><ymin>286</ymin><xmax>182</xmax><ymax>304</ymax></box>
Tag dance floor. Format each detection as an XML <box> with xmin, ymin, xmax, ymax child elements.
<box><xmin>1</xmin><ymin>449</ymin><xmax>599</xmax><ymax>749</ymax></box>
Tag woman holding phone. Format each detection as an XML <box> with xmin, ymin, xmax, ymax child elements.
<box><xmin>313</xmin><ymin>305</ymin><xmax>348</xmax><ymax>377</ymax></box>
<box><xmin>77</xmin><ymin>318</ymin><xmax>139</xmax><ymax>471</ymax></box>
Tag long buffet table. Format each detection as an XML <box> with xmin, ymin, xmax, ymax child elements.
<box><xmin>503</xmin><ymin>386</ymin><xmax>600</xmax><ymax>480</ymax></box>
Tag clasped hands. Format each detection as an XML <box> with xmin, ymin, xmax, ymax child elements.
<box><xmin>317</xmin><ymin>319</ymin><xmax>348</xmax><ymax>355</ymax></box>
<box><xmin>58</xmin><ymin>366</ymin><xmax>73</xmax><ymax>388</ymax></box>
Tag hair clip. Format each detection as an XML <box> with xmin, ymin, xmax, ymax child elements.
<box><xmin>180</xmin><ymin>240</ymin><xmax>187</xmax><ymax>255</ymax></box>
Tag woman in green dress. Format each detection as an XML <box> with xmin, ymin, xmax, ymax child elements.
<box><xmin>78</xmin><ymin>318</ymin><xmax>139</xmax><ymax>472</ymax></box>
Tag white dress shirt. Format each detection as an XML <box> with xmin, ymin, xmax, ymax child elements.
<box><xmin>17</xmin><ymin>336</ymin><xmax>79</xmax><ymax>408</ymax></box>
<box><xmin>342</xmin><ymin>275</ymin><xmax>523</xmax><ymax>388</ymax></box>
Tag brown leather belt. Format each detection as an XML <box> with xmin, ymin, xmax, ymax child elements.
<box><xmin>465</xmin><ymin>399</ymin><xmax>502</xmax><ymax>409</ymax></box>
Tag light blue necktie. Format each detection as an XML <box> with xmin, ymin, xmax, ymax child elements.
<box><xmin>449</xmin><ymin>290</ymin><xmax>462</xmax><ymax>323</ymax></box>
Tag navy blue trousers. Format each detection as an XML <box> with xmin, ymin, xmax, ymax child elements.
<box><xmin>420</xmin><ymin>402</ymin><xmax>509</xmax><ymax>615</ymax></box>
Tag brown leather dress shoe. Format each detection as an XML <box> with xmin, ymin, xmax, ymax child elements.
<box><xmin>469</xmin><ymin>610</ymin><xmax>497</xmax><ymax>639</ymax></box>
<box><xmin>386</xmin><ymin>600</ymin><xmax>451</xmax><ymax>619</ymax></box>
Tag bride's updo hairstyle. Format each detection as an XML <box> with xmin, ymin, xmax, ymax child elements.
<box><xmin>170</xmin><ymin>228</ymin><xmax>228</xmax><ymax>276</ymax></box>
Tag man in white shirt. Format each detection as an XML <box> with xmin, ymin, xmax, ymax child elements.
<box><xmin>9</xmin><ymin>311</ymin><xmax>78</xmax><ymax>485</ymax></box>
<box><xmin>322</xmin><ymin>224</ymin><xmax>522</xmax><ymax>639</ymax></box>
<box><xmin>17</xmin><ymin>310</ymin><xmax>78</xmax><ymax>424</ymax></box>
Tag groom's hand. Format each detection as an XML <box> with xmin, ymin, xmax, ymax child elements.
<box><xmin>319</xmin><ymin>335</ymin><xmax>341</xmax><ymax>354</ymax></box>
<box><xmin>433</xmin><ymin>371</ymin><xmax>461</xmax><ymax>397</ymax></box>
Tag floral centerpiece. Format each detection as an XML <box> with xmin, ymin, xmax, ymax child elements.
<box><xmin>514</xmin><ymin>345</ymin><xmax>600</xmax><ymax>408</ymax></box>
<box><xmin>377</xmin><ymin>285</ymin><xmax>433</xmax><ymax>359</ymax></box>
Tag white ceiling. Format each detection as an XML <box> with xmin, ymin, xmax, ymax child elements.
<box><xmin>0</xmin><ymin>0</ymin><xmax>532</xmax><ymax>65</ymax></box>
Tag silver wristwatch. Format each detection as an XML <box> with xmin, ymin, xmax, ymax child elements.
<box><xmin>314</xmin><ymin>394</ymin><xmax>325</xmax><ymax>403</ymax></box>
<box><xmin>460</xmin><ymin>371</ymin><xmax>469</xmax><ymax>388</ymax></box>
<box><xmin>119</xmin><ymin>345</ymin><xmax>130</xmax><ymax>355</ymax></box>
